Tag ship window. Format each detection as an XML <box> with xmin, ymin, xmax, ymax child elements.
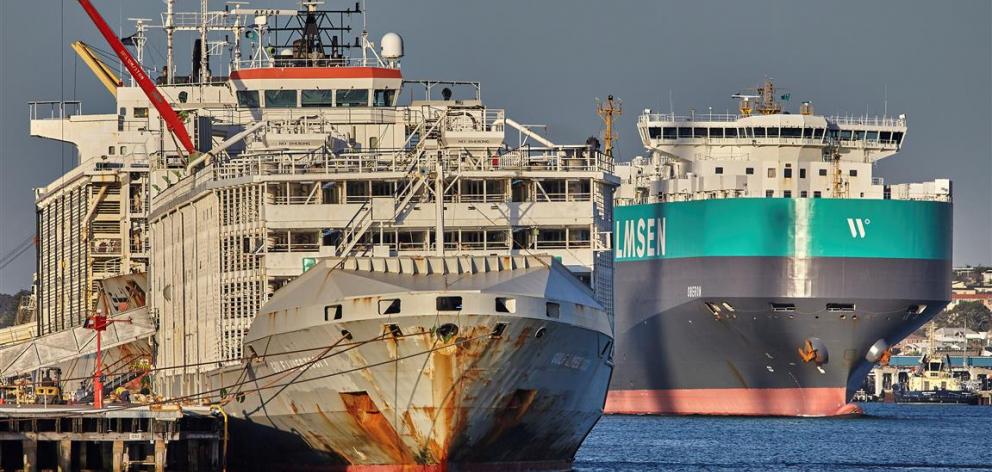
<box><xmin>767</xmin><ymin>168</ymin><xmax>776</xmax><ymax>178</ymax></box>
<box><xmin>800</xmin><ymin>191</ymin><xmax>808</xmax><ymax>198</ymax></box>
<box><xmin>436</xmin><ymin>296</ymin><xmax>463</xmax><ymax>311</ymax></box>
<box><xmin>839</xmin><ymin>130</ymin><xmax>853</xmax><ymax>140</ymax></box>
<box><xmin>765</xmin><ymin>190</ymin><xmax>774</xmax><ymax>198</ymax></box>
<box><xmin>800</xmin><ymin>169</ymin><xmax>806</xmax><ymax>178</ymax></box>
<box><xmin>752</xmin><ymin>127</ymin><xmax>766</xmax><ymax>138</ymax></box>
<box><xmin>134</xmin><ymin>107</ymin><xmax>149</xmax><ymax>118</ymax></box>
<box><xmin>108</xmin><ymin>146</ymin><xmax>116</xmax><ymax>155</ymax></box>
<box><xmin>546</xmin><ymin>302</ymin><xmax>560</xmax><ymax>319</ymax></box>
<box><xmin>336</xmin><ymin>89</ymin><xmax>369</xmax><ymax>107</ymax></box>
<box><xmin>677</xmin><ymin>127</ymin><xmax>692</xmax><ymax>138</ymax></box>
<box><xmin>715</xmin><ymin>167</ymin><xmax>724</xmax><ymax>174</ymax></box>
<box><xmin>373</xmin><ymin>89</ymin><xmax>396</xmax><ymax>107</ymax></box>
<box><xmin>264</xmin><ymin>90</ymin><xmax>297</xmax><ymax>108</ymax></box>
<box><xmin>803</xmin><ymin>128</ymin><xmax>814</xmax><ymax>138</ymax></box>
<box><xmin>818</xmin><ymin>169</ymin><xmax>827</xmax><ymax>176</ymax></box>
<box><xmin>853</xmin><ymin>130</ymin><xmax>865</xmax><ymax>141</ymax></box>
<box><xmin>710</xmin><ymin>128</ymin><xmax>724</xmax><ymax>138</ymax></box>
<box><xmin>745</xmin><ymin>167</ymin><xmax>754</xmax><ymax>175</ymax></box>
<box><xmin>782</xmin><ymin>127</ymin><xmax>801</xmax><ymax>138</ymax></box>
<box><xmin>725</xmin><ymin>128</ymin><xmax>738</xmax><ymax>138</ymax></box>
<box><xmin>496</xmin><ymin>297</ymin><xmax>516</xmax><ymax>313</ymax></box>
<box><xmin>813</xmin><ymin>128</ymin><xmax>824</xmax><ymax>139</ymax></box>
<box><xmin>826</xmin><ymin>303</ymin><xmax>855</xmax><ymax>312</ymax></box>
<box><xmin>663</xmin><ymin>127</ymin><xmax>677</xmax><ymax>139</ymax></box>
<box><xmin>379</xmin><ymin>298</ymin><xmax>401</xmax><ymax>315</ymax></box>
<box><xmin>849</xmin><ymin>169</ymin><xmax>858</xmax><ymax>177</ymax></box>
<box><xmin>693</xmin><ymin>128</ymin><xmax>707</xmax><ymax>138</ymax></box>
<box><xmin>301</xmin><ymin>89</ymin><xmax>333</xmax><ymax>107</ymax></box>
<box><xmin>648</xmin><ymin>127</ymin><xmax>661</xmax><ymax>139</ymax></box>
<box><xmin>771</xmin><ymin>303</ymin><xmax>796</xmax><ymax>312</ymax></box>
<box><xmin>766</xmin><ymin>127</ymin><xmax>780</xmax><ymax>138</ymax></box>
<box><xmin>784</xmin><ymin>168</ymin><xmax>793</xmax><ymax>178</ymax></box>
<box><xmin>892</xmin><ymin>132</ymin><xmax>904</xmax><ymax>144</ymax></box>
<box><xmin>236</xmin><ymin>90</ymin><xmax>260</xmax><ymax>108</ymax></box>
<box><xmin>324</xmin><ymin>304</ymin><xmax>342</xmax><ymax>321</ymax></box>
<box><xmin>880</xmin><ymin>131</ymin><xmax>892</xmax><ymax>142</ymax></box>
<box><xmin>866</xmin><ymin>131</ymin><xmax>879</xmax><ymax>141</ymax></box>
<box><xmin>783</xmin><ymin>190</ymin><xmax>792</xmax><ymax>198</ymax></box>
<box><xmin>813</xmin><ymin>191</ymin><xmax>821</xmax><ymax>198</ymax></box>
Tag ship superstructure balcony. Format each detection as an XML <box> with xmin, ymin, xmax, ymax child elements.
<box><xmin>637</xmin><ymin>111</ymin><xmax>907</xmax><ymax>164</ymax></box>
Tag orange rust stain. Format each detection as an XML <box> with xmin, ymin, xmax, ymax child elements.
<box><xmin>289</xmin><ymin>400</ymin><xmax>299</xmax><ymax>414</ymax></box>
<box><xmin>513</xmin><ymin>327</ymin><xmax>532</xmax><ymax>349</ymax></box>
<box><xmin>340</xmin><ymin>392</ymin><xmax>415</xmax><ymax>464</ymax></box>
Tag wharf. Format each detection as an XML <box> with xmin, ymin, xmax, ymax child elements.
<box><xmin>0</xmin><ymin>405</ymin><xmax>222</xmax><ymax>471</ymax></box>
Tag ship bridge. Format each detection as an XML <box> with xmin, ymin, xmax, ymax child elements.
<box><xmin>636</xmin><ymin>111</ymin><xmax>907</xmax><ymax>164</ymax></box>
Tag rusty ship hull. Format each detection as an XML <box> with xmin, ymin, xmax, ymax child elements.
<box><xmin>219</xmin><ymin>256</ymin><xmax>614</xmax><ymax>471</ymax></box>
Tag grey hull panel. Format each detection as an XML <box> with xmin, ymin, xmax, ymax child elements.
<box><xmin>611</xmin><ymin>256</ymin><xmax>950</xmax><ymax>397</ymax></box>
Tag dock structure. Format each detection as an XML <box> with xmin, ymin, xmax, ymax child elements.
<box><xmin>0</xmin><ymin>406</ymin><xmax>222</xmax><ymax>471</ymax></box>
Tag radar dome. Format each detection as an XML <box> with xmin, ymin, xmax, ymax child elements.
<box><xmin>381</xmin><ymin>33</ymin><xmax>404</xmax><ymax>60</ymax></box>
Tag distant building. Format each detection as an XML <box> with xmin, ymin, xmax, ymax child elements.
<box><xmin>947</xmin><ymin>292</ymin><xmax>992</xmax><ymax>311</ymax></box>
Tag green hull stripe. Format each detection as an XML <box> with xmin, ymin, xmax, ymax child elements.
<box><xmin>614</xmin><ymin>198</ymin><xmax>951</xmax><ymax>262</ymax></box>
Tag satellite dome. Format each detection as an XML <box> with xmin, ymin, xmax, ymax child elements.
<box><xmin>381</xmin><ymin>33</ymin><xmax>404</xmax><ymax>60</ymax></box>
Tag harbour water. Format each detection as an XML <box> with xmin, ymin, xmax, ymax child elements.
<box><xmin>576</xmin><ymin>405</ymin><xmax>992</xmax><ymax>471</ymax></box>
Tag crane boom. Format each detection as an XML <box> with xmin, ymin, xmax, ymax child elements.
<box><xmin>76</xmin><ymin>0</ymin><xmax>196</xmax><ymax>156</ymax></box>
<box><xmin>71</xmin><ymin>41</ymin><xmax>123</xmax><ymax>97</ymax></box>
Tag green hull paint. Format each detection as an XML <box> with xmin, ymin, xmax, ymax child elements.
<box><xmin>614</xmin><ymin>198</ymin><xmax>951</xmax><ymax>262</ymax></box>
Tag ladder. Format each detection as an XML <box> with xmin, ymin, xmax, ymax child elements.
<box><xmin>334</xmin><ymin>108</ymin><xmax>448</xmax><ymax>256</ymax></box>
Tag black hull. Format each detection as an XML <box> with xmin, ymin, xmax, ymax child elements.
<box><xmin>608</xmin><ymin>256</ymin><xmax>951</xmax><ymax>416</ymax></box>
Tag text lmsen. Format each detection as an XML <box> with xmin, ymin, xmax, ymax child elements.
<box><xmin>615</xmin><ymin>217</ymin><xmax>666</xmax><ymax>259</ymax></box>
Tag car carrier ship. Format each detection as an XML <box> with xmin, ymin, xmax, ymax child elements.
<box><xmin>24</xmin><ymin>0</ymin><xmax>617</xmax><ymax>469</ymax></box>
<box><xmin>607</xmin><ymin>81</ymin><xmax>952</xmax><ymax>417</ymax></box>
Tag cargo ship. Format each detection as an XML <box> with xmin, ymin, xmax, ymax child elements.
<box><xmin>25</xmin><ymin>0</ymin><xmax>617</xmax><ymax>469</ymax></box>
<box><xmin>607</xmin><ymin>81</ymin><xmax>952</xmax><ymax>416</ymax></box>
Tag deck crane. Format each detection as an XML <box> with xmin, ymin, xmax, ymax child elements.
<box><xmin>76</xmin><ymin>0</ymin><xmax>196</xmax><ymax>157</ymax></box>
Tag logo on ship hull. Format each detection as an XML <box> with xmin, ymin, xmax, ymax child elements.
<box><xmin>846</xmin><ymin>218</ymin><xmax>870</xmax><ymax>238</ymax></box>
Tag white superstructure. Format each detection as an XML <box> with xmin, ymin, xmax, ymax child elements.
<box><xmin>26</xmin><ymin>2</ymin><xmax>617</xmax><ymax>398</ymax></box>
<box><xmin>617</xmin><ymin>80</ymin><xmax>950</xmax><ymax>204</ymax></box>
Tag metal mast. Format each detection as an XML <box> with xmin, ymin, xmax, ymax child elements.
<box><xmin>200</xmin><ymin>0</ymin><xmax>209</xmax><ymax>84</ymax></box>
<box><xmin>165</xmin><ymin>0</ymin><xmax>175</xmax><ymax>84</ymax></box>
<box><xmin>597</xmin><ymin>95</ymin><xmax>622</xmax><ymax>158</ymax></box>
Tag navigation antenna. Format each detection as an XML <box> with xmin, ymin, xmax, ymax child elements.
<box><xmin>597</xmin><ymin>95</ymin><xmax>622</xmax><ymax>158</ymax></box>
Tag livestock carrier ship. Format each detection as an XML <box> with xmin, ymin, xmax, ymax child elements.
<box><xmin>607</xmin><ymin>81</ymin><xmax>952</xmax><ymax>417</ymax></box>
<box><xmin>24</xmin><ymin>1</ymin><xmax>617</xmax><ymax>469</ymax></box>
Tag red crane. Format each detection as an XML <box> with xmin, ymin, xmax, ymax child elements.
<box><xmin>76</xmin><ymin>0</ymin><xmax>196</xmax><ymax>156</ymax></box>
<box><xmin>84</xmin><ymin>311</ymin><xmax>132</xmax><ymax>409</ymax></box>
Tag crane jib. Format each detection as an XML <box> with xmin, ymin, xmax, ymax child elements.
<box><xmin>76</xmin><ymin>0</ymin><xmax>196</xmax><ymax>156</ymax></box>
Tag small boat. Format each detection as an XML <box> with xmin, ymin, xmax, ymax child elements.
<box><xmin>892</xmin><ymin>353</ymin><xmax>979</xmax><ymax>405</ymax></box>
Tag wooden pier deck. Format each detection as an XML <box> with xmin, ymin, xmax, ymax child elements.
<box><xmin>0</xmin><ymin>405</ymin><xmax>223</xmax><ymax>471</ymax></box>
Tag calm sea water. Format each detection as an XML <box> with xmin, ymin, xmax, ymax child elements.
<box><xmin>575</xmin><ymin>404</ymin><xmax>992</xmax><ymax>471</ymax></box>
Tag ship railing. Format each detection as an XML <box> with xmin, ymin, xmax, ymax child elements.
<box><xmin>638</xmin><ymin>112</ymin><xmax>907</xmax><ymax>127</ymax></box>
<box><xmin>211</xmin><ymin>145</ymin><xmax>612</xmax><ymax>180</ymax></box>
<box><xmin>828</xmin><ymin>115</ymin><xmax>907</xmax><ymax>127</ymax></box>
<box><xmin>234</xmin><ymin>57</ymin><xmax>389</xmax><ymax>70</ymax></box>
<box><xmin>267</xmin><ymin>242</ymin><xmax>320</xmax><ymax>253</ymax></box>
<box><xmin>639</xmin><ymin>112</ymin><xmax>741</xmax><ymax>123</ymax></box>
<box><xmin>91</xmin><ymin>239</ymin><xmax>122</xmax><ymax>255</ymax></box>
<box><xmin>29</xmin><ymin>101</ymin><xmax>82</xmax><ymax>121</ymax></box>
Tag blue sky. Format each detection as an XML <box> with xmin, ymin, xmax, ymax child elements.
<box><xmin>1</xmin><ymin>0</ymin><xmax>989</xmax><ymax>292</ymax></box>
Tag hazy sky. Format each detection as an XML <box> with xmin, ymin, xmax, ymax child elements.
<box><xmin>1</xmin><ymin>0</ymin><xmax>990</xmax><ymax>293</ymax></box>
